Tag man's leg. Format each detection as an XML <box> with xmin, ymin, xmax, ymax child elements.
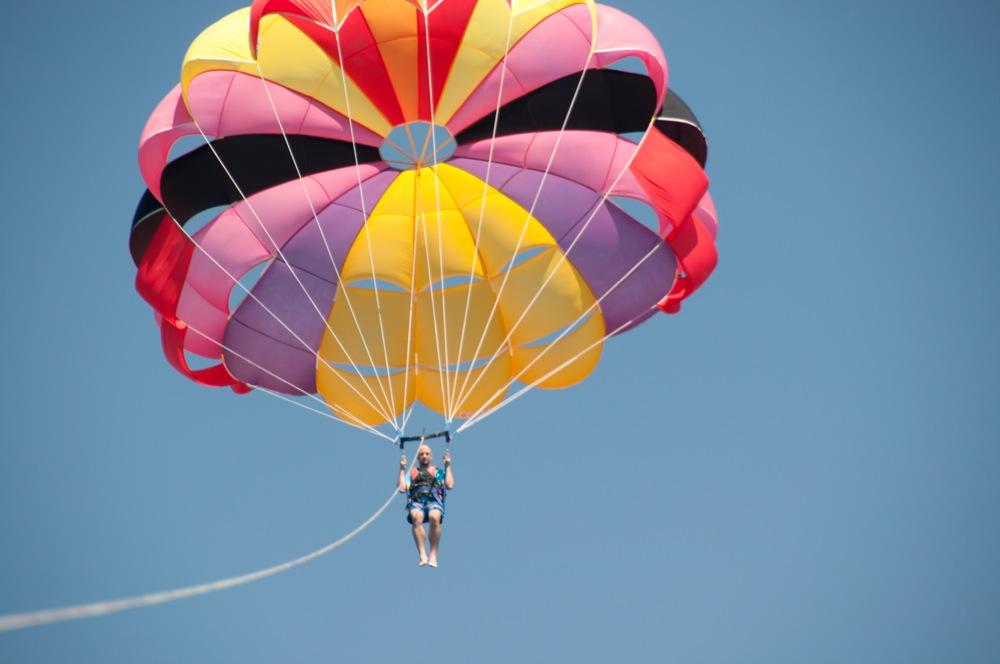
<box><xmin>410</xmin><ymin>509</ymin><xmax>428</xmax><ymax>565</ymax></box>
<box><xmin>427</xmin><ymin>509</ymin><xmax>443</xmax><ymax>567</ymax></box>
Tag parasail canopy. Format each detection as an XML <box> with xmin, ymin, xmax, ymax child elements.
<box><xmin>130</xmin><ymin>0</ymin><xmax>719</xmax><ymax>434</ymax></box>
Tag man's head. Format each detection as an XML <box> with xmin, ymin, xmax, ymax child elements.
<box><xmin>416</xmin><ymin>444</ymin><xmax>433</xmax><ymax>468</ymax></box>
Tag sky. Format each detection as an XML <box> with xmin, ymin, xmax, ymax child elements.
<box><xmin>1</xmin><ymin>0</ymin><xmax>998</xmax><ymax>662</ymax></box>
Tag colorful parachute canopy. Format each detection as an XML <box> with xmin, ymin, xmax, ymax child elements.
<box><xmin>130</xmin><ymin>0</ymin><xmax>718</xmax><ymax>429</ymax></box>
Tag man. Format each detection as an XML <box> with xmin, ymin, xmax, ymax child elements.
<box><xmin>398</xmin><ymin>444</ymin><xmax>454</xmax><ymax>567</ymax></box>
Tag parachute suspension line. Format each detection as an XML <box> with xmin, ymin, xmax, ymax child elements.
<box><xmin>256</xmin><ymin>387</ymin><xmax>391</xmax><ymax>437</ymax></box>
<box><xmin>329</xmin><ymin>14</ymin><xmax>401</xmax><ymax>426</ymax></box>
<box><xmin>398</xmin><ymin>183</ymin><xmax>422</xmax><ymax>435</ymax></box>
<box><xmin>447</xmin><ymin>9</ymin><xmax>516</xmax><ymax>424</ymax></box>
<box><xmin>452</xmin><ymin>117</ymin><xmax>659</xmax><ymax>413</ymax></box>
<box><xmin>158</xmin><ymin>193</ymin><xmax>396</xmax><ymax>428</ymax></box>
<box><xmin>457</xmin><ymin>241</ymin><xmax>664</xmax><ymax>430</ymax></box>
<box><xmin>416</xmin><ymin>174</ymin><xmax>452</xmax><ymax>428</ymax></box>
<box><xmin>422</xmin><ymin>6</ymin><xmax>456</xmax><ymax>422</ymax></box>
<box><xmin>253</xmin><ymin>61</ymin><xmax>400</xmax><ymax>432</ymax></box>
<box><xmin>0</xmin><ymin>484</ymin><xmax>404</xmax><ymax>633</ymax></box>
<box><xmin>451</xmin><ymin>47</ymin><xmax>598</xmax><ymax>412</ymax></box>
<box><xmin>182</xmin><ymin>322</ymin><xmax>394</xmax><ymax>442</ymax></box>
<box><xmin>457</xmin><ymin>304</ymin><xmax>658</xmax><ymax>433</ymax></box>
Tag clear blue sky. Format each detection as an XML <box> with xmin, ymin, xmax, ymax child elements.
<box><xmin>1</xmin><ymin>1</ymin><xmax>998</xmax><ymax>661</ymax></box>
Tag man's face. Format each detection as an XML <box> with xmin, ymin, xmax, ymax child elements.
<box><xmin>417</xmin><ymin>446</ymin><xmax>433</xmax><ymax>466</ymax></box>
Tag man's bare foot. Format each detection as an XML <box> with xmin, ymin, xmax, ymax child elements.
<box><xmin>418</xmin><ymin>557</ymin><xmax>429</xmax><ymax>567</ymax></box>
<box><xmin>427</xmin><ymin>558</ymin><xmax>438</xmax><ymax>568</ymax></box>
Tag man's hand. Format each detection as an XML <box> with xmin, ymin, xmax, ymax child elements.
<box><xmin>399</xmin><ymin>455</ymin><xmax>407</xmax><ymax>470</ymax></box>
<box><xmin>442</xmin><ymin>451</ymin><xmax>451</xmax><ymax>467</ymax></box>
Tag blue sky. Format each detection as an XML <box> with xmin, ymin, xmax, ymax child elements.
<box><xmin>1</xmin><ymin>0</ymin><xmax>998</xmax><ymax>662</ymax></box>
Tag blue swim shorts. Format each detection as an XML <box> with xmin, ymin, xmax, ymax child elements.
<box><xmin>406</xmin><ymin>501</ymin><xmax>445</xmax><ymax>524</ymax></box>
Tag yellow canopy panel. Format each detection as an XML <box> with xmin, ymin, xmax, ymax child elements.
<box><xmin>316</xmin><ymin>164</ymin><xmax>604</xmax><ymax>425</ymax></box>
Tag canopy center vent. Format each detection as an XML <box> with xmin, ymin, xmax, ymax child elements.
<box><xmin>379</xmin><ymin>121</ymin><xmax>457</xmax><ymax>170</ymax></box>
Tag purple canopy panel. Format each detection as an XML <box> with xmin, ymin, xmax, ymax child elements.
<box><xmin>222</xmin><ymin>171</ymin><xmax>397</xmax><ymax>393</ymax></box>
<box><xmin>223</xmin><ymin>260</ymin><xmax>335</xmax><ymax>393</ymax></box>
<box><xmin>446</xmin><ymin>158</ymin><xmax>527</xmax><ymax>199</ymax></box>
<box><xmin>223</xmin><ymin>318</ymin><xmax>320</xmax><ymax>394</ymax></box>
<box><xmin>561</xmin><ymin>201</ymin><xmax>675</xmax><ymax>334</ymax></box>
<box><xmin>491</xmin><ymin>169</ymin><xmax>602</xmax><ymax>238</ymax></box>
<box><xmin>448</xmin><ymin>159</ymin><xmax>675</xmax><ymax>333</ymax></box>
<box><xmin>278</xmin><ymin>171</ymin><xmax>397</xmax><ymax>281</ymax></box>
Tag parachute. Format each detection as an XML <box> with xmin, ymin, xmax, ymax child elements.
<box><xmin>129</xmin><ymin>0</ymin><xmax>719</xmax><ymax>435</ymax></box>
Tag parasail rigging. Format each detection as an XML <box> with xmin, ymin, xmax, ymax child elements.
<box><xmin>1</xmin><ymin>0</ymin><xmax>720</xmax><ymax>632</ymax></box>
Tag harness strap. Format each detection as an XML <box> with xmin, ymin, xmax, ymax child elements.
<box><xmin>408</xmin><ymin>467</ymin><xmax>446</xmax><ymax>505</ymax></box>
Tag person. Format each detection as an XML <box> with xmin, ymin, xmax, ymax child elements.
<box><xmin>398</xmin><ymin>444</ymin><xmax>454</xmax><ymax>568</ymax></box>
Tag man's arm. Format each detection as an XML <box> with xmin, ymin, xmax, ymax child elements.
<box><xmin>397</xmin><ymin>455</ymin><xmax>408</xmax><ymax>493</ymax></box>
<box><xmin>443</xmin><ymin>451</ymin><xmax>455</xmax><ymax>490</ymax></box>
